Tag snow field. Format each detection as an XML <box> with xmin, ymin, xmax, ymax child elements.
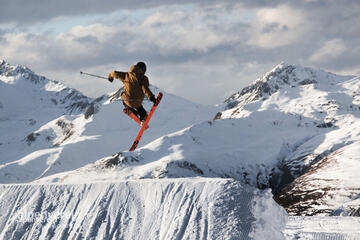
<box><xmin>0</xmin><ymin>82</ymin><xmax>219</xmax><ymax>183</ymax></box>
<box><xmin>2</xmin><ymin>60</ymin><xmax>360</xmax><ymax>239</ymax></box>
<box><xmin>284</xmin><ymin>216</ymin><xmax>360</xmax><ymax>239</ymax></box>
<box><xmin>0</xmin><ymin>178</ymin><xmax>287</xmax><ymax>240</ymax></box>
<box><xmin>40</xmin><ymin>112</ymin><xmax>317</xmax><ymax>187</ymax></box>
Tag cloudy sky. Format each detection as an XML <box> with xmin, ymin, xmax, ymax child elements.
<box><xmin>1</xmin><ymin>0</ymin><xmax>359</xmax><ymax>104</ymax></box>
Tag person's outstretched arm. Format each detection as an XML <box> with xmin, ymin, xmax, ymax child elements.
<box><xmin>108</xmin><ymin>71</ymin><xmax>126</xmax><ymax>82</ymax></box>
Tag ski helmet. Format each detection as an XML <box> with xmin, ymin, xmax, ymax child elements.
<box><xmin>136</xmin><ymin>62</ymin><xmax>146</xmax><ymax>74</ymax></box>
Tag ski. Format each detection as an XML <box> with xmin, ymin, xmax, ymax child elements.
<box><xmin>129</xmin><ymin>92</ymin><xmax>163</xmax><ymax>151</ymax></box>
<box><xmin>123</xmin><ymin>108</ymin><xmax>149</xmax><ymax>130</ymax></box>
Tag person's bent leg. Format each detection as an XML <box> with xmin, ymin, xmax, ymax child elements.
<box><xmin>123</xmin><ymin>102</ymin><xmax>139</xmax><ymax>117</ymax></box>
<box><xmin>136</xmin><ymin>106</ymin><xmax>148</xmax><ymax>122</ymax></box>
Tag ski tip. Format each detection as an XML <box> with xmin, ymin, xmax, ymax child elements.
<box><xmin>154</xmin><ymin>92</ymin><xmax>163</xmax><ymax>106</ymax></box>
<box><xmin>129</xmin><ymin>140</ymin><xmax>139</xmax><ymax>151</ymax></box>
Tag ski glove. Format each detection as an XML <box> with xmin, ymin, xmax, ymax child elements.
<box><xmin>108</xmin><ymin>73</ymin><xmax>114</xmax><ymax>83</ymax></box>
<box><xmin>150</xmin><ymin>96</ymin><xmax>156</xmax><ymax>104</ymax></box>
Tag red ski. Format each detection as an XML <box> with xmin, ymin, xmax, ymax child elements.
<box><xmin>123</xmin><ymin>108</ymin><xmax>149</xmax><ymax>130</ymax></box>
<box><xmin>129</xmin><ymin>92</ymin><xmax>163</xmax><ymax>151</ymax></box>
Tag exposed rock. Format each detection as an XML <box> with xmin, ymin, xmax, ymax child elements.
<box><xmin>28</xmin><ymin>119</ymin><xmax>36</xmax><ymax>126</ymax></box>
<box><xmin>84</xmin><ymin>95</ymin><xmax>106</xmax><ymax>119</ymax></box>
<box><xmin>102</xmin><ymin>152</ymin><xmax>140</xmax><ymax>168</ymax></box>
<box><xmin>173</xmin><ymin>161</ymin><xmax>204</xmax><ymax>175</ymax></box>
<box><xmin>51</xmin><ymin>98</ymin><xmax>58</xmax><ymax>105</ymax></box>
<box><xmin>274</xmin><ymin>146</ymin><xmax>360</xmax><ymax>216</ymax></box>
<box><xmin>316</xmin><ymin>122</ymin><xmax>334</xmax><ymax>128</ymax></box>
<box><xmin>84</xmin><ymin>103</ymin><xmax>97</xmax><ymax>119</ymax></box>
<box><xmin>213</xmin><ymin>112</ymin><xmax>222</xmax><ymax>120</ymax></box>
<box><xmin>54</xmin><ymin>119</ymin><xmax>74</xmax><ymax>145</ymax></box>
<box><xmin>25</xmin><ymin>132</ymin><xmax>40</xmax><ymax>146</ymax></box>
<box><xmin>299</xmin><ymin>78</ymin><xmax>317</xmax><ymax>85</ymax></box>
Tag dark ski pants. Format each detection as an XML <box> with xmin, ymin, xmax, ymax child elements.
<box><xmin>123</xmin><ymin>102</ymin><xmax>148</xmax><ymax>122</ymax></box>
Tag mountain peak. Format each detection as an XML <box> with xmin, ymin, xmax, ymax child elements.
<box><xmin>225</xmin><ymin>63</ymin><xmax>306</xmax><ymax>104</ymax></box>
<box><xmin>0</xmin><ymin>60</ymin><xmax>93</xmax><ymax>116</ymax></box>
<box><xmin>0</xmin><ymin>59</ymin><xmax>50</xmax><ymax>85</ymax></box>
<box><xmin>224</xmin><ymin>63</ymin><xmax>353</xmax><ymax>109</ymax></box>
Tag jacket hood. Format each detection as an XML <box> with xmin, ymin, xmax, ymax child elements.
<box><xmin>129</xmin><ymin>65</ymin><xmax>144</xmax><ymax>75</ymax></box>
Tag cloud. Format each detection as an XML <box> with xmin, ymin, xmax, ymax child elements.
<box><xmin>0</xmin><ymin>0</ymin><xmax>285</xmax><ymax>25</ymax></box>
<box><xmin>0</xmin><ymin>5</ymin><xmax>251</xmax><ymax>103</ymax></box>
<box><xmin>309</xmin><ymin>39</ymin><xmax>347</xmax><ymax>64</ymax></box>
<box><xmin>0</xmin><ymin>4</ymin><xmax>248</xmax><ymax>69</ymax></box>
<box><xmin>0</xmin><ymin>32</ymin><xmax>51</xmax><ymax>66</ymax></box>
<box><xmin>246</xmin><ymin>5</ymin><xmax>309</xmax><ymax>49</ymax></box>
<box><xmin>135</xmin><ymin>9</ymin><xmax>241</xmax><ymax>54</ymax></box>
<box><xmin>1</xmin><ymin>1</ymin><xmax>360</xmax><ymax>104</ymax></box>
<box><xmin>0</xmin><ymin>0</ymin><xmax>165</xmax><ymax>24</ymax></box>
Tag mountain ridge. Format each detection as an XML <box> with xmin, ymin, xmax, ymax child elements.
<box><xmin>37</xmin><ymin>62</ymin><xmax>360</xmax><ymax>216</ymax></box>
<box><xmin>0</xmin><ymin>59</ymin><xmax>92</xmax><ymax>114</ymax></box>
<box><xmin>0</xmin><ymin>60</ymin><xmax>220</xmax><ymax>183</ymax></box>
<box><xmin>221</xmin><ymin>62</ymin><xmax>356</xmax><ymax>118</ymax></box>
<box><xmin>1</xmin><ymin>60</ymin><xmax>360</xmax><ymax>238</ymax></box>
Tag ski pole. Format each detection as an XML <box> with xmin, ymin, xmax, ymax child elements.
<box><xmin>80</xmin><ymin>71</ymin><xmax>108</xmax><ymax>80</ymax></box>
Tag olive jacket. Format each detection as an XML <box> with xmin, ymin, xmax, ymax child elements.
<box><xmin>109</xmin><ymin>65</ymin><xmax>155</xmax><ymax>108</ymax></box>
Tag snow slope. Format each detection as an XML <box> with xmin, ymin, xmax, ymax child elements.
<box><xmin>284</xmin><ymin>216</ymin><xmax>360</xmax><ymax>239</ymax></box>
<box><xmin>40</xmin><ymin>63</ymin><xmax>360</xmax><ymax>217</ymax></box>
<box><xmin>275</xmin><ymin>140</ymin><xmax>360</xmax><ymax>216</ymax></box>
<box><xmin>2</xmin><ymin>60</ymin><xmax>360</xmax><ymax>239</ymax></box>
<box><xmin>0</xmin><ymin>60</ymin><xmax>219</xmax><ymax>183</ymax></box>
<box><xmin>0</xmin><ymin>178</ymin><xmax>287</xmax><ymax>240</ymax></box>
<box><xmin>220</xmin><ymin>63</ymin><xmax>360</xmax><ymax>216</ymax></box>
<box><xmin>39</xmin><ymin>117</ymin><xmax>312</xmax><ymax>187</ymax></box>
<box><xmin>0</xmin><ymin>59</ymin><xmax>92</xmax><ymax>163</ymax></box>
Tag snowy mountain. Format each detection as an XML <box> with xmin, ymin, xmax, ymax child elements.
<box><xmin>220</xmin><ymin>63</ymin><xmax>360</xmax><ymax>216</ymax></box>
<box><xmin>39</xmin><ymin>63</ymin><xmax>360</xmax><ymax>217</ymax></box>
<box><xmin>0</xmin><ymin>60</ymin><xmax>219</xmax><ymax>183</ymax></box>
<box><xmin>0</xmin><ymin>60</ymin><xmax>95</xmax><ymax>181</ymax></box>
<box><xmin>0</xmin><ymin>59</ymin><xmax>92</xmax><ymax>150</ymax></box>
<box><xmin>1</xmin><ymin>60</ymin><xmax>360</xmax><ymax>239</ymax></box>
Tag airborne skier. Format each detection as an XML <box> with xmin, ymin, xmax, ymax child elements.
<box><xmin>80</xmin><ymin>62</ymin><xmax>162</xmax><ymax>150</ymax></box>
<box><xmin>108</xmin><ymin>62</ymin><xmax>156</xmax><ymax>123</ymax></box>
<box><xmin>107</xmin><ymin>62</ymin><xmax>163</xmax><ymax>151</ymax></box>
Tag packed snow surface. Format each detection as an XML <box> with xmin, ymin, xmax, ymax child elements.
<box><xmin>284</xmin><ymin>216</ymin><xmax>360</xmax><ymax>239</ymax></box>
<box><xmin>0</xmin><ymin>178</ymin><xmax>287</xmax><ymax>240</ymax></box>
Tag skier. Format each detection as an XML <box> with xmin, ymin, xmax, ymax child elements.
<box><xmin>108</xmin><ymin>62</ymin><xmax>156</xmax><ymax>123</ymax></box>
